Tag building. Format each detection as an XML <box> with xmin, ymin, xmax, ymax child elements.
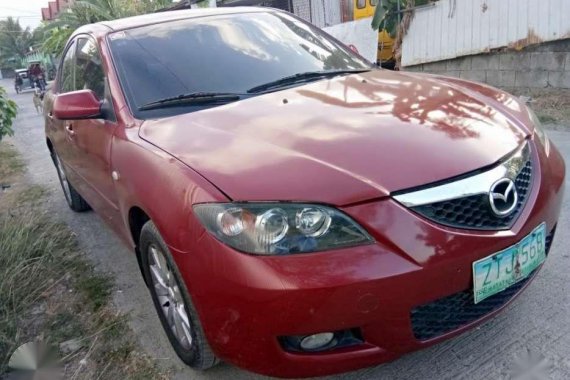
<box><xmin>41</xmin><ymin>0</ymin><xmax>74</xmax><ymax>22</ymax></box>
<box><xmin>403</xmin><ymin>0</ymin><xmax>570</xmax><ymax>89</ymax></box>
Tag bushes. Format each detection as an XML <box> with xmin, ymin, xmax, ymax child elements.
<box><xmin>0</xmin><ymin>87</ymin><xmax>17</xmax><ymax>142</ymax></box>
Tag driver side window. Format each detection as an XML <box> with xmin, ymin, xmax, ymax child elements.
<box><xmin>75</xmin><ymin>38</ymin><xmax>106</xmax><ymax>100</ymax></box>
<box><xmin>59</xmin><ymin>41</ymin><xmax>76</xmax><ymax>93</ymax></box>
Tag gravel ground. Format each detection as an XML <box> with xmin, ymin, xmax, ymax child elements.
<box><xmin>3</xmin><ymin>78</ymin><xmax>570</xmax><ymax>380</ymax></box>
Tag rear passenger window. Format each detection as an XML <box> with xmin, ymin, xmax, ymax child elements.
<box><xmin>59</xmin><ymin>41</ymin><xmax>76</xmax><ymax>93</ymax></box>
<box><xmin>75</xmin><ymin>38</ymin><xmax>106</xmax><ymax>100</ymax></box>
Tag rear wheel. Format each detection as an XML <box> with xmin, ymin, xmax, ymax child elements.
<box><xmin>140</xmin><ymin>221</ymin><xmax>218</xmax><ymax>370</ymax></box>
<box><xmin>52</xmin><ymin>151</ymin><xmax>90</xmax><ymax>212</ymax></box>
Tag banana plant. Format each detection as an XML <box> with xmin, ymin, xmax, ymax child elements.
<box><xmin>371</xmin><ymin>0</ymin><xmax>432</xmax><ymax>36</ymax></box>
<box><xmin>0</xmin><ymin>87</ymin><xmax>17</xmax><ymax>142</ymax></box>
<box><xmin>371</xmin><ymin>0</ymin><xmax>403</xmax><ymax>36</ymax></box>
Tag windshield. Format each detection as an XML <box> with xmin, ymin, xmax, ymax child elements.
<box><xmin>107</xmin><ymin>11</ymin><xmax>372</xmax><ymax>119</ymax></box>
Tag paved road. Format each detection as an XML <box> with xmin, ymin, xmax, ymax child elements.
<box><xmin>3</xmin><ymin>78</ymin><xmax>570</xmax><ymax>380</ymax></box>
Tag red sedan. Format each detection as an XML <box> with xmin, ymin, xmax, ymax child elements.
<box><xmin>44</xmin><ymin>7</ymin><xmax>565</xmax><ymax>378</ymax></box>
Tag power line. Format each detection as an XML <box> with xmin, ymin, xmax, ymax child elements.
<box><xmin>0</xmin><ymin>6</ymin><xmax>39</xmax><ymax>15</ymax></box>
<box><xmin>0</xmin><ymin>30</ymin><xmax>39</xmax><ymax>33</ymax></box>
<box><xmin>0</xmin><ymin>16</ymin><xmax>42</xmax><ymax>19</ymax></box>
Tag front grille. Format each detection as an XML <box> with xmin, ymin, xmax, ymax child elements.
<box><xmin>412</xmin><ymin>161</ymin><xmax>533</xmax><ymax>230</ymax></box>
<box><xmin>411</xmin><ymin>227</ymin><xmax>555</xmax><ymax>341</ymax></box>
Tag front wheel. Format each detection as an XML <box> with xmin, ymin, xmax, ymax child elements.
<box><xmin>140</xmin><ymin>221</ymin><xmax>218</xmax><ymax>370</ymax></box>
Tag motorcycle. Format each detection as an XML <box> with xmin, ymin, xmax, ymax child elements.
<box><xmin>32</xmin><ymin>75</ymin><xmax>46</xmax><ymax>91</ymax></box>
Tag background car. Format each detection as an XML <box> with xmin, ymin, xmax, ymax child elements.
<box><xmin>14</xmin><ymin>69</ymin><xmax>30</xmax><ymax>93</ymax></box>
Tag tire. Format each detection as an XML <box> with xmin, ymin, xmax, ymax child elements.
<box><xmin>51</xmin><ymin>151</ymin><xmax>90</xmax><ymax>212</ymax></box>
<box><xmin>140</xmin><ymin>221</ymin><xmax>218</xmax><ymax>370</ymax></box>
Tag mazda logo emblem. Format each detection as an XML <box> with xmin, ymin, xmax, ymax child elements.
<box><xmin>489</xmin><ymin>178</ymin><xmax>518</xmax><ymax>216</ymax></box>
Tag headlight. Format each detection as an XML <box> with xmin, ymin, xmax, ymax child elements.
<box><xmin>527</xmin><ymin>106</ymin><xmax>549</xmax><ymax>153</ymax></box>
<box><xmin>193</xmin><ymin>203</ymin><xmax>373</xmax><ymax>255</ymax></box>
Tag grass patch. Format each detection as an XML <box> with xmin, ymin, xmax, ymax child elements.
<box><xmin>0</xmin><ymin>212</ymin><xmax>77</xmax><ymax>369</ymax></box>
<box><xmin>15</xmin><ymin>185</ymin><xmax>47</xmax><ymax>206</ymax></box>
<box><xmin>536</xmin><ymin>112</ymin><xmax>558</xmax><ymax>124</ymax></box>
<box><xmin>49</xmin><ymin>311</ymin><xmax>86</xmax><ymax>342</ymax></box>
<box><xmin>75</xmin><ymin>274</ymin><xmax>113</xmax><ymax>312</ymax></box>
<box><xmin>0</xmin><ymin>141</ymin><xmax>167</xmax><ymax>379</ymax></box>
<box><xmin>510</xmin><ymin>88</ymin><xmax>570</xmax><ymax>127</ymax></box>
<box><xmin>0</xmin><ymin>143</ymin><xmax>24</xmax><ymax>180</ymax></box>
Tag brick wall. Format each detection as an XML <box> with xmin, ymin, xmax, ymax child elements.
<box><xmin>405</xmin><ymin>39</ymin><xmax>570</xmax><ymax>90</ymax></box>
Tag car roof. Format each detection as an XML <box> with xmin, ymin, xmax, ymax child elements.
<box><xmin>73</xmin><ymin>7</ymin><xmax>272</xmax><ymax>37</ymax></box>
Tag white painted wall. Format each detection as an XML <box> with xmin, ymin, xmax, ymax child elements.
<box><xmin>402</xmin><ymin>0</ymin><xmax>570</xmax><ymax>67</ymax></box>
<box><xmin>324</xmin><ymin>17</ymin><xmax>378</xmax><ymax>63</ymax></box>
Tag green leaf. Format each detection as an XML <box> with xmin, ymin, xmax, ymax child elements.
<box><xmin>0</xmin><ymin>87</ymin><xmax>18</xmax><ymax>141</ymax></box>
<box><xmin>371</xmin><ymin>3</ymin><xmax>388</xmax><ymax>30</ymax></box>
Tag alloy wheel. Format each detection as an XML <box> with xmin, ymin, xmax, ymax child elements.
<box><xmin>148</xmin><ymin>244</ymin><xmax>193</xmax><ymax>350</ymax></box>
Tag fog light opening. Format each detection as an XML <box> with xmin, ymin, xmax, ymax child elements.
<box><xmin>280</xmin><ymin>328</ymin><xmax>363</xmax><ymax>353</ymax></box>
<box><xmin>299</xmin><ymin>332</ymin><xmax>335</xmax><ymax>351</ymax></box>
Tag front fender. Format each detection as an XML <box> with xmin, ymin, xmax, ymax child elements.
<box><xmin>111</xmin><ymin>127</ymin><xmax>228</xmax><ymax>252</ymax></box>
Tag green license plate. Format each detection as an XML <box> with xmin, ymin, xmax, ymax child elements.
<box><xmin>472</xmin><ymin>223</ymin><xmax>546</xmax><ymax>304</ymax></box>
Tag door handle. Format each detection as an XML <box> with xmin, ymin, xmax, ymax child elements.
<box><xmin>47</xmin><ymin>112</ymin><xmax>57</xmax><ymax>131</ymax></box>
<box><xmin>65</xmin><ymin>124</ymin><xmax>76</xmax><ymax>137</ymax></box>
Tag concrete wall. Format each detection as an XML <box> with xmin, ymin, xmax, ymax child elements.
<box><xmin>402</xmin><ymin>0</ymin><xmax>570</xmax><ymax>67</ymax></box>
<box><xmin>0</xmin><ymin>69</ymin><xmax>14</xmax><ymax>79</ymax></box>
<box><xmin>405</xmin><ymin>39</ymin><xmax>570</xmax><ymax>89</ymax></box>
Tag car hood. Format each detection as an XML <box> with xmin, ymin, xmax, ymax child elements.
<box><xmin>139</xmin><ymin>70</ymin><xmax>531</xmax><ymax>206</ymax></box>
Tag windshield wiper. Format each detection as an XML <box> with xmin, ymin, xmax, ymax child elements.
<box><xmin>247</xmin><ymin>69</ymin><xmax>371</xmax><ymax>94</ymax></box>
<box><xmin>138</xmin><ymin>92</ymin><xmax>244</xmax><ymax>111</ymax></box>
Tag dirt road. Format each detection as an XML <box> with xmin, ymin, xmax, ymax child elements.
<box><xmin>3</xmin><ymin>78</ymin><xmax>570</xmax><ymax>380</ymax></box>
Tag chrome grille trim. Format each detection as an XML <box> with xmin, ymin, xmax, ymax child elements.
<box><xmin>394</xmin><ymin>142</ymin><xmax>531</xmax><ymax>208</ymax></box>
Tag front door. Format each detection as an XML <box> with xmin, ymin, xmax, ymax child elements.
<box><xmin>46</xmin><ymin>40</ymin><xmax>77</xmax><ymax>173</ymax></box>
<box><xmin>68</xmin><ymin>36</ymin><xmax>121</xmax><ymax>224</ymax></box>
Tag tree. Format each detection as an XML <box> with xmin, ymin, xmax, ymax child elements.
<box><xmin>371</xmin><ymin>0</ymin><xmax>435</xmax><ymax>68</ymax></box>
<box><xmin>41</xmin><ymin>0</ymin><xmax>174</xmax><ymax>55</ymax></box>
<box><xmin>0</xmin><ymin>18</ymin><xmax>36</xmax><ymax>69</ymax></box>
<box><xmin>38</xmin><ymin>25</ymin><xmax>74</xmax><ymax>56</ymax></box>
<box><xmin>0</xmin><ymin>87</ymin><xmax>18</xmax><ymax>142</ymax></box>
<box><xmin>371</xmin><ymin>0</ymin><xmax>433</xmax><ymax>36</ymax></box>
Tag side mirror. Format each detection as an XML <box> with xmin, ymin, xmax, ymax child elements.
<box><xmin>53</xmin><ymin>90</ymin><xmax>102</xmax><ymax>120</ymax></box>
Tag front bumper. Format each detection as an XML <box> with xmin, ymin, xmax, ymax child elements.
<box><xmin>175</xmin><ymin>140</ymin><xmax>565</xmax><ymax>378</ymax></box>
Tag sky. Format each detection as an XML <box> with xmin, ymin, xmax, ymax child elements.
<box><xmin>0</xmin><ymin>0</ymin><xmax>46</xmax><ymax>30</ymax></box>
